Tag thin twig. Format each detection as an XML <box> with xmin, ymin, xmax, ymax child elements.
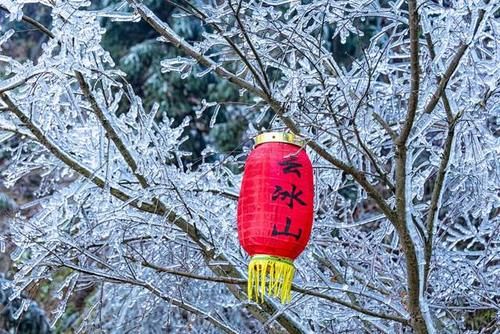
<box><xmin>423</xmin><ymin>114</ymin><xmax>460</xmax><ymax>287</ymax></box>
<box><xmin>58</xmin><ymin>262</ymin><xmax>239</xmax><ymax>334</ymax></box>
<box><xmin>228</xmin><ymin>0</ymin><xmax>271</xmax><ymax>91</ymax></box>
<box><xmin>397</xmin><ymin>0</ymin><xmax>420</xmax><ymax>146</ymax></box>
<box><xmin>373</xmin><ymin>113</ymin><xmax>397</xmax><ymax>141</ymax></box>
<box><xmin>0</xmin><ymin>5</ymin><xmax>55</xmax><ymax>39</ymax></box>
<box><xmin>136</xmin><ymin>257</ymin><xmax>410</xmax><ymax>325</ymax></box>
<box><xmin>423</xmin><ymin>10</ymin><xmax>485</xmax><ymax>116</ymax></box>
<box><xmin>75</xmin><ymin>71</ymin><xmax>150</xmax><ymax>189</ymax></box>
<box><xmin>129</xmin><ymin>0</ymin><xmax>398</xmax><ymax>224</ymax></box>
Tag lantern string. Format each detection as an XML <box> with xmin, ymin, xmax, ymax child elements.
<box><xmin>247</xmin><ymin>255</ymin><xmax>295</xmax><ymax>304</ymax></box>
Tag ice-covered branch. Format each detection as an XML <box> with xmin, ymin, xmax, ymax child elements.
<box><xmin>75</xmin><ymin>71</ymin><xmax>150</xmax><ymax>189</ymax></box>
<box><xmin>2</xmin><ymin>91</ymin><xmax>305</xmax><ymax>334</ymax></box>
<box><xmin>130</xmin><ymin>0</ymin><xmax>397</xmax><ymax>224</ymax></box>
<box><xmin>135</xmin><ymin>256</ymin><xmax>410</xmax><ymax>325</ymax></box>
<box><xmin>58</xmin><ymin>261</ymin><xmax>240</xmax><ymax>334</ymax></box>
<box><xmin>1</xmin><ymin>0</ymin><xmax>497</xmax><ymax>332</ymax></box>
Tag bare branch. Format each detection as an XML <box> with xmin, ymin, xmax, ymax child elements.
<box><xmin>393</xmin><ymin>2</ymin><xmax>429</xmax><ymax>333</ymax></box>
<box><xmin>423</xmin><ymin>114</ymin><xmax>460</xmax><ymax>287</ymax></box>
<box><xmin>372</xmin><ymin>113</ymin><xmax>397</xmax><ymax>141</ymax></box>
<box><xmin>424</xmin><ymin>34</ymin><xmax>454</xmax><ymax>123</ymax></box>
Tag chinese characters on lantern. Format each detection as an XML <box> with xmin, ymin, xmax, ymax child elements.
<box><xmin>278</xmin><ymin>156</ymin><xmax>303</xmax><ymax>177</ymax></box>
<box><xmin>272</xmin><ymin>184</ymin><xmax>306</xmax><ymax>208</ymax></box>
<box><xmin>271</xmin><ymin>156</ymin><xmax>306</xmax><ymax>241</ymax></box>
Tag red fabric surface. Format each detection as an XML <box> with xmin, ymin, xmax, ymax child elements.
<box><xmin>237</xmin><ymin>142</ymin><xmax>314</xmax><ymax>260</ymax></box>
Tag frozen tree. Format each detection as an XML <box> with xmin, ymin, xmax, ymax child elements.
<box><xmin>0</xmin><ymin>0</ymin><xmax>498</xmax><ymax>333</ymax></box>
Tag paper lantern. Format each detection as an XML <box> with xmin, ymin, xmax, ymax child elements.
<box><xmin>237</xmin><ymin>132</ymin><xmax>314</xmax><ymax>303</ymax></box>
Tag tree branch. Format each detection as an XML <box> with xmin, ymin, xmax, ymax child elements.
<box><xmin>424</xmin><ymin>34</ymin><xmax>454</xmax><ymax>123</ymax></box>
<box><xmin>171</xmin><ymin>0</ymin><xmax>272</xmax><ymax>96</ymax></box>
<box><xmin>420</xmin><ymin>8</ymin><xmax>486</xmax><ymax>292</ymax></box>
<box><xmin>75</xmin><ymin>70</ymin><xmax>149</xmax><ymax>189</ymax></box>
<box><xmin>422</xmin><ymin>43</ymin><xmax>467</xmax><ymax>115</ymax></box>
<box><xmin>127</xmin><ymin>0</ymin><xmax>266</xmax><ymax>98</ymax></box>
<box><xmin>2</xmin><ymin>91</ymin><xmax>306</xmax><ymax>334</ymax></box>
<box><xmin>393</xmin><ymin>2</ymin><xmax>428</xmax><ymax>333</ymax></box>
<box><xmin>312</xmin><ymin>254</ymin><xmax>397</xmax><ymax>331</ymax></box>
<box><xmin>372</xmin><ymin>113</ymin><xmax>397</xmax><ymax>141</ymax></box>
<box><xmin>136</xmin><ymin>257</ymin><xmax>410</xmax><ymax>325</ymax></box>
<box><xmin>0</xmin><ymin>123</ymin><xmax>36</xmax><ymax>140</ymax></box>
<box><xmin>0</xmin><ymin>5</ymin><xmax>55</xmax><ymax>39</ymax></box>
<box><xmin>58</xmin><ymin>261</ymin><xmax>239</xmax><ymax>334</ymax></box>
<box><xmin>228</xmin><ymin>0</ymin><xmax>271</xmax><ymax>91</ymax></box>
<box><xmin>397</xmin><ymin>0</ymin><xmax>420</xmax><ymax>146</ymax></box>
<box><xmin>349</xmin><ymin>58</ymin><xmax>395</xmax><ymax>192</ymax></box>
<box><xmin>423</xmin><ymin>9</ymin><xmax>485</xmax><ymax>116</ymax></box>
<box><xmin>128</xmin><ymin>1</ymin><xmax>397</xmax><ymax>224</ymax></box>
<box><xmin>423</xmin><ymin>114</ymin><xmax>460</xmax><ymax>288</ymax></box>
<box><xmin>0</xmin><ymin>92</ymin><xmax>160</xmax><ymax>215</ymax></box>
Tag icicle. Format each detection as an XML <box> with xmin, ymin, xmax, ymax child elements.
<box><xmin>11</xmin><ymin>299</ymin><xmax>28</xmax><ymax>320</ymax></box>
<box><xmin>209</xmin><ymin>104</ymin><xmax>220</xmax><ymax>128</ymax></box>
<box><xmin>0</xmin><ymin>29</ymin><xmax>15</xmax><ymax>49</ymax></box>
<box><xmin>255</xmin><ymin>107</ymin><xmax>268</xmax><ymax>124</ymax></box>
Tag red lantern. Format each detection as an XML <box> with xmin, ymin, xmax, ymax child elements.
<box><xmin>237</xmin><ymin>132</ymin><xmax>314</xmax><ymax>303</ymax></box>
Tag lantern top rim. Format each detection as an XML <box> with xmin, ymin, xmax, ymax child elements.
<box><xmin>254</xmin><ymin>132</ymin><xmax>305</xmax><ymax>147</ymax></box>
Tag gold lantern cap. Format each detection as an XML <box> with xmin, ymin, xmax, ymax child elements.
<box><xmin>254</xmin><ymin>132</ymin><xmax>305</xmax><ymax>148</ymax></box>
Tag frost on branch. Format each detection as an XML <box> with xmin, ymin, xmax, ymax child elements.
<box><xmin>0</xmin><ymin>0</ymin><xmax>499</xmax><ymax>333</ymax></box>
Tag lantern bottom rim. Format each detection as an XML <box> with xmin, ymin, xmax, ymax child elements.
<box><xmin>250</xmin><ymin>254</ymin><xmax>294</xmax><ymax>266</ymax></box>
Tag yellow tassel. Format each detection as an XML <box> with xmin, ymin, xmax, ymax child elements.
<box><xmin>247</xmin><ymin>255</ymin><xmax>295</xmax><ymax>304</ymax></box>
